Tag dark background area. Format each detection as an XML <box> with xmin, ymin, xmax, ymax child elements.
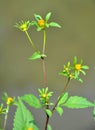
<box><xmin>0</xmin><ymin>0</ymin><xmax>95</xmax><ymax>129</ymax></box>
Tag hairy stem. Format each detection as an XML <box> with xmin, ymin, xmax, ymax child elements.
<box><xmin>25</xmin><ymin>31</ymin><xmax>38</xmax><ymax>52</ymax></box>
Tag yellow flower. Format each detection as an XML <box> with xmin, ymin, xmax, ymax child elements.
<box><xmin>42</xmin><ymin>93</ymin><xmax>47</xmax><ymax>98</ymax></box>
<box><xmin>38</xmin><ymin>19</ymin><xmax>45</xmax><ymax>27</ymax></box>
<box><xmin>7</xmin><ymin>97</ymin><xmax>14</xmax><ymax>105</ymax></box>
<box><xmin>20</xmin><ymin>24</ymin><xmax>27</xmax><ymax>31</ymax></box>
<box><xmin>15</xmin><ymin>21</ymin><xmax>31</xmax><ymax>32</ymax></box>
<box><xmin>75</xmin><ymin>64</ymin><xmax>81</xmax><ymax>70</ymax></box>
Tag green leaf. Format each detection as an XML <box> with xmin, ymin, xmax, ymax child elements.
<box><xmin>55</xmin><ymin>106</ymin><xmax>64</xmax><ymax>116</ymax></box>
<box><xmin>13</xmin><ymin>98</ymin><xmax>39</xmax><ymax>130</ymax></box>
<box><xmin>28</xmin><ymin>52</ymin><xmax>46</xmax><ymax>60</ymax></box>
<box><xmin>58</xmin><ymin>92</ymin><xmax>68</xmax><ymax>106</ymax></box>
<box><xmin>28</xmin><ymin>52</ymin><xmax>41</xmax><ymax>60</ymax></box>
<box><xmin>47</xmin><ymin>124</ymin><xmax>52</xmax><ymax>130</ymax></box>
<box><xmin>49</xmin><ymin>22</ymin><xmax>61</xmax><ymax>28</ymax></box>
<box><xmin>45</xmin><ymin>109</ymin><xmax>52</xmax><ymax>117</ymax></box>
<box><xmin>64</xmin><ymin>96</ymin><xmax>94</xmax><ymax>109</ymax></box>
<box><xmin>21</xmin><ymin>94</ymin><xmax>41</xmax><ymax>108</ymax></box>
<box><xmin>45</xmin><ymin>12</ymin><xmax>51</xmax><ymax>22</ymax></box>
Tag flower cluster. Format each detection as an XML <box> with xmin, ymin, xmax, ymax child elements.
<box><xmin>15</xmin><ymin>12</ymin><xmax>61</xmax><ymax>32</ymax></box>
<box><xmin>59</xmin><ymin>56</ymin><xmax>89</xmax><ymax>82</ymax></box>
<box><xmin>38</xmin><ymin>87</ymin><xmax>53</xmax><ymax>107</ymax></box>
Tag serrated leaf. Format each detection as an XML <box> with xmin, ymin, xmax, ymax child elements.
<box><xmin>55</xmin><ymin>106</ymin><xmax>64</xmax><ymax>116</ymax></box>
<box><xmin>28</xmin><ymin>52</ymin><xmax>41</xmax><ymax>60</ymax></box>
<box><xmin>45</xmin><ymin>109</ymin><xmax>52</xmax><ymax>117</ymax></box>
<box><xmin>58</xmin><ymin>92</ymin><xmax>68</xmax><ymax>106</ymax></box>
<box><xmin>45</xmin><ymin>12</ymin><xmax>51</xmax><ymax>22</ymax></box>
<box><xmin>47</xmin><ymin>124</ymin><xmax>52</xmax><ymax>130</ymax></box>
<box><xmin>49</xmin><ymin>22</ymin><xmax>61</xmax><ymax>28</ymax></box>
<box><xmin>13</xmin><ymin>98</ymin><xmax>39</xmax><ymax>130</ymax></box>
<box><xmin>21</xmin><ymin>94</ymin><xmax>41</xmax><ymax>108</ymax></box>
<box><xmin>64</xmin><ymin>96</ymin><xmax>94</xmax><ymax>109</ymax></box>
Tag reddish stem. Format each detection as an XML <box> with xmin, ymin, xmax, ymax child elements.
<box><xmin>41</xmin><ymin>57</ymin><xmax>47</xmax><ymax>88</ymax></box>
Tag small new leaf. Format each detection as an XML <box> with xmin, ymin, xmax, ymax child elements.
<box><xmin>64</xmin><ymin>96</ymin><xmax>94</xmax><ymax>109</ymax></box>
<box><xmin>46</xmin><ymin>109</ymin><xmax>52</xmax><ymax>117</ymax></box>
<box><xmin>55</xmin><ymin>106</ymin><xmax>64</xmax><ymax>116</ymax></box>
<box><xmin>28</xmin><ymin>52</ymin><xmax>41</xmax><ymax>60</ymax></box>
<box><xmin>29</xmin><ymin>52</ymin><xmax>46</xmax><ymax>60</ymax></box>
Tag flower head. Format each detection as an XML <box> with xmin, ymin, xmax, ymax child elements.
<box><xmin>38</xmin><ymin>87</ymin><xmax>53</xmax><ymax>106</ymax></box>
<box><xmin>31</xmin><ymin>12</ymin><xmax>61</xmax><ymax>31</ymax></box>
<box><xmin>38</xmin><ymin>19</ymin><xmax>45</xmax><ymax>27</ymax></box>
<box><xmin>59</xmin><ymin>56</ymin><xmax>89</xmax><ymax>82</ymax></box>
<box><xmin>7</xmin><ymin>97</ymin><xmax>14</xmax><ymax>105</ymax></box>
<box><xmin>75</xmin><ymin>64</ymin><xmax>81</xmax><ymax>70</ymax></box>
<box><xmin>15</xmin><ymin>20</ymin><xmax>31</xmax><ymax>32</ymax></box>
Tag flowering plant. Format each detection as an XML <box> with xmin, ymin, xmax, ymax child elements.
<box><xmin>0</xmin><ymin>12</ymin><xmax>95</xmax><ymax>130</ymax></box>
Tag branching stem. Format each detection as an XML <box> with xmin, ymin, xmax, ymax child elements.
<box><xmin>52</xmin><ymin>77</ymin><xmax>70</xmax><ymax>112</ymax></box>
<box><xmin>44</xmin><ymin>77</ymin><xmax>70</xmax><ymax>130</ymax></box>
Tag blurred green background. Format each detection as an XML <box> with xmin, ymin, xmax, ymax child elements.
<box><xmin>0</xmin><ymin>0</ymin><xmax>95</xmax><ymax>129</ymax></box>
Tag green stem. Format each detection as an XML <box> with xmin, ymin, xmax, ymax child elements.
<box><xmin>25</xmin><ymin>31</ymin><xmax>38</xmax><ymax>52</ymax></box>
<box><xmin>52</xmin><ymin>77</ymin><xmax>70</xmax><ymax>112</ymax></box>
<box><xmin>42</xmin><ymin>30</ymin><xmax>46</xmax><ymax>54</ymax></box>
<box><xmin>3</xmin><ymin>105</ymin><xmax>9</xmax><ymax>130</ymax></box>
